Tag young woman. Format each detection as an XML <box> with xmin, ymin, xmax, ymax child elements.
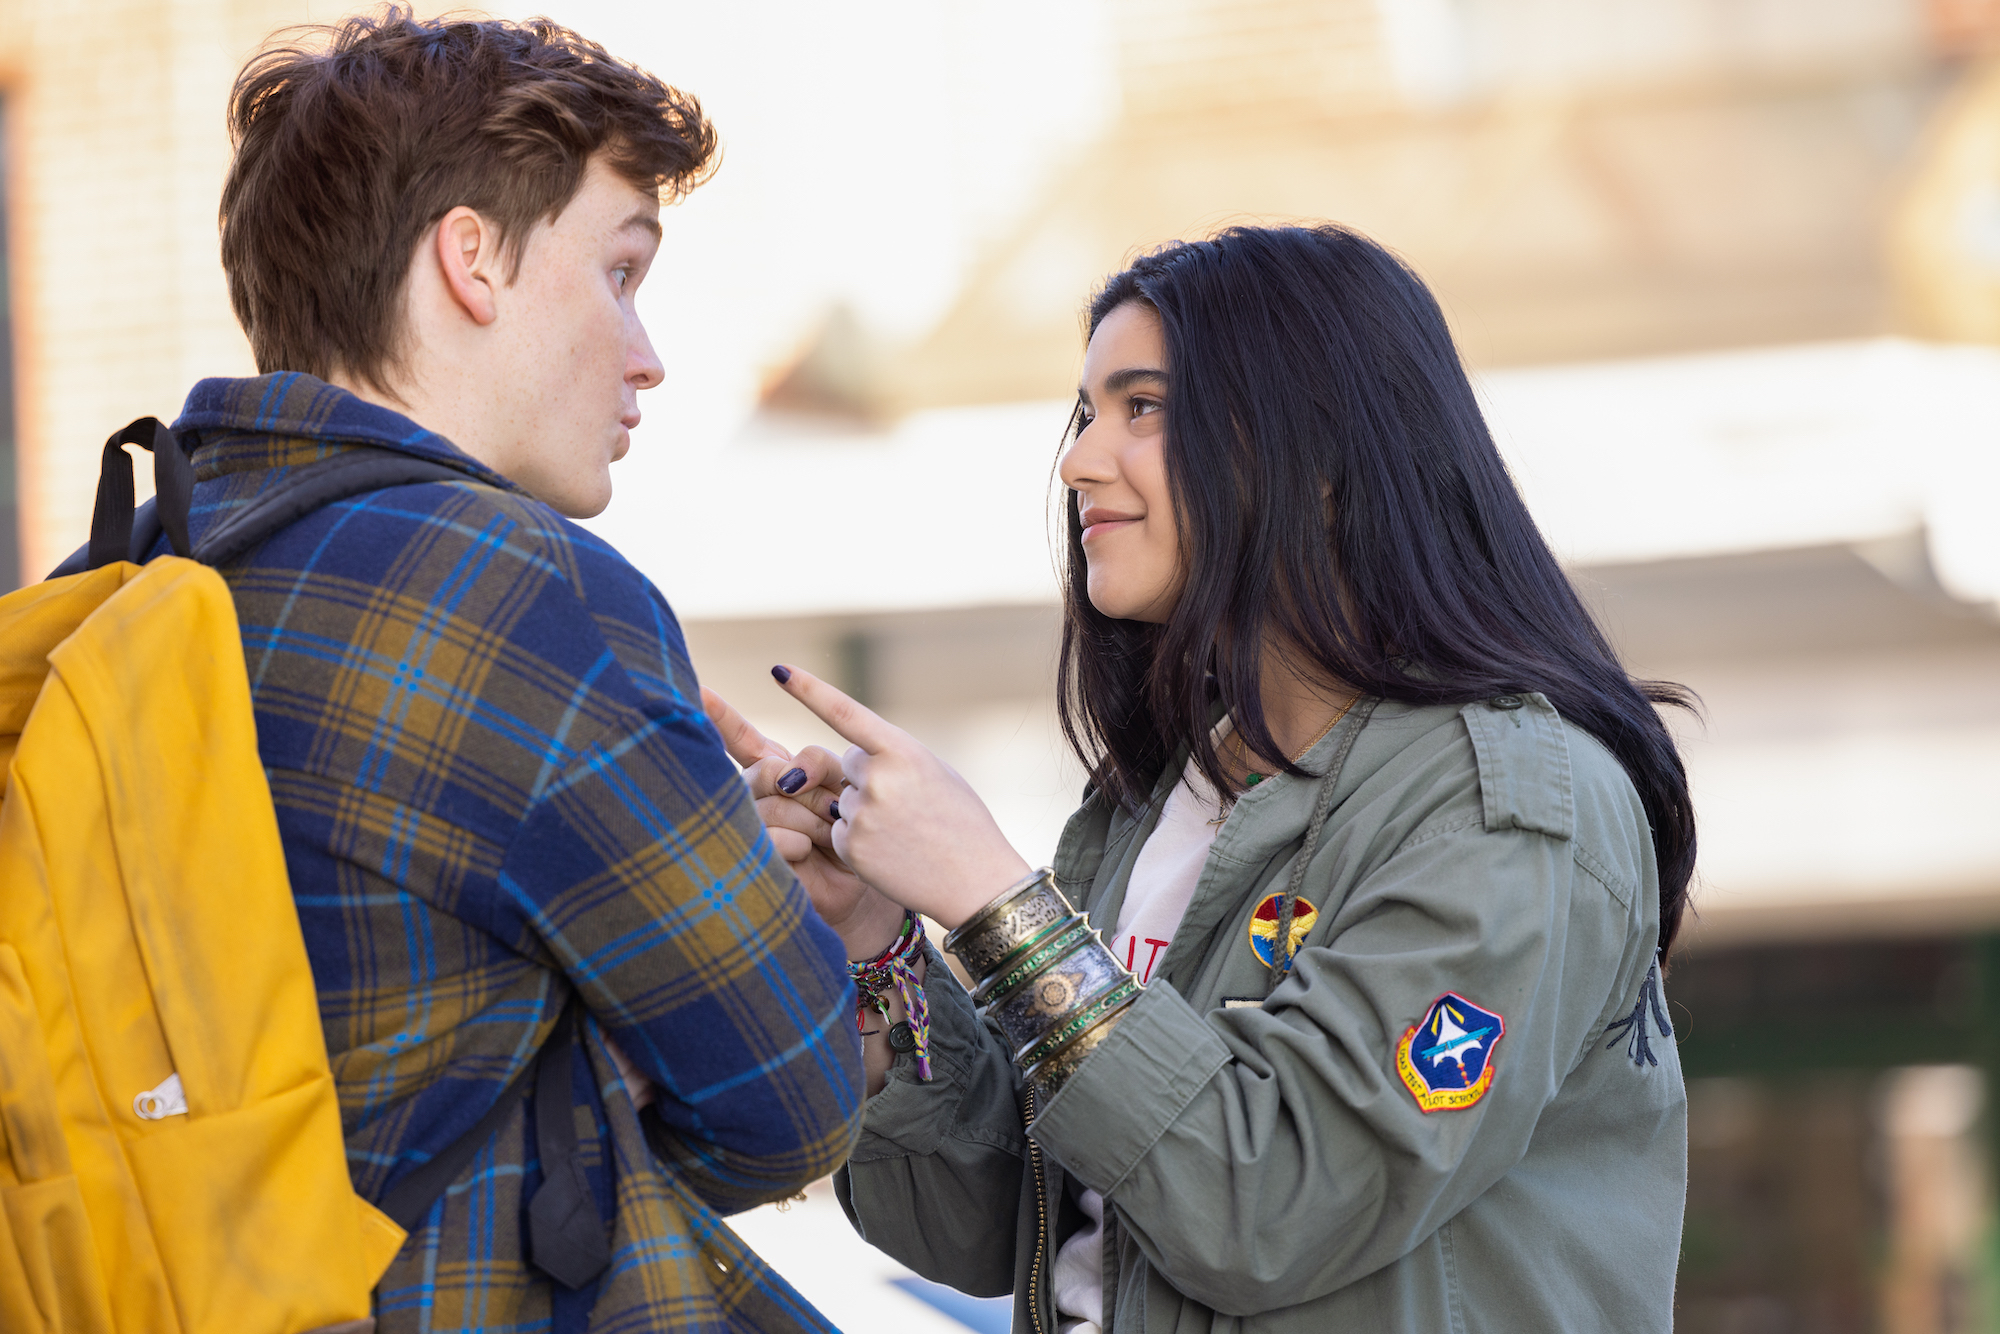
<box><xmin>709</xmin><ymin>224</ymin><xmax>1695</xmax><ymax>1333</ymax></box>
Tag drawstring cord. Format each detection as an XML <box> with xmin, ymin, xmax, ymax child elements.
<box><xmin>1266</xmin><ymin>699</ymin><xmax>1378</xmax><ymax>993</ymax></box>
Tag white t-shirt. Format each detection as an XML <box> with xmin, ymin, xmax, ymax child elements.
<box><xmin>1051</xmin><ymin>744</ymin><xmax>1228</xmax><ymax>1332</ymax></box>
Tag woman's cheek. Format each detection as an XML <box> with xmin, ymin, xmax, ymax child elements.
<box><xmin>1124</xmin><ymin>528</ymin><xmax>1172</xmax><ymax>608</ymax></box>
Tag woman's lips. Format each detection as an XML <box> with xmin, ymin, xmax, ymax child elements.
<box><xmin>1080</xmin><ymin>508</ymin><xmax>1140</xmax><ymax>543</ymax></box>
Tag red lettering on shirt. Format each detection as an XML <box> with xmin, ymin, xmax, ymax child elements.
<box><xmin>1119</xmin><ymin>934</ymin><xmax>1179</xmax><ymax>984</ymax></box>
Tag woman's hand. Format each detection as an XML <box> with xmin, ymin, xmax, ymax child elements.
<box><xmin>767</xmin><ymin>666</ymin><xmax>1030</xmax><ymax>931</ymax></box>
<box><xmin>702</xmin><ymin>686</ymin><xmax>905</xmax><ymax>959</ymax></box>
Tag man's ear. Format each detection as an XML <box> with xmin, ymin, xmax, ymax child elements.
<box><xmin>434</xmin><ymin>206</ymin><xmax>500</xmax><ymax>327</ymax></box>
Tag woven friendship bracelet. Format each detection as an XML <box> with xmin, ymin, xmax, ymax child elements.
<box><xmin>850</xmin><ymin>910</ymin><xmax>933</xmax><ymax>1081</ymax></box>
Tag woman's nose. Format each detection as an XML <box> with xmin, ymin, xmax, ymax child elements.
<box><xmin>1059</xmin><ymin>422</ymin><xmax>1114</xmax><ymax>491</ymax></box>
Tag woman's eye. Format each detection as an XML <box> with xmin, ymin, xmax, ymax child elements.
<box><xmin>1130</xmin><ymin>396</ymin><xmax>1162</xmax><ymax>418</ymax></box>
<box><xmin>613</xmin><ymin>268</ymin><xmax>631</xmax><ymax>291</ymax></box>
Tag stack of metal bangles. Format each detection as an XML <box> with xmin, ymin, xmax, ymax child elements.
<box><xmin>943</xmin><ymin>867</ymin><xmax>1141</xmax><ymax>1101</ymax></box>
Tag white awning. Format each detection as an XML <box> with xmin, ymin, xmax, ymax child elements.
<box><xmin>597</xmin><ymin>337</ymin><xmax>2000</xmax><ymax>622</ymax></box>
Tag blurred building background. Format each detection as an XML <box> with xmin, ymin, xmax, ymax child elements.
<box><xmin>9</xmin><ymin>0</ymin><xmax>2000</xmax><ymax>1329</ymax></box>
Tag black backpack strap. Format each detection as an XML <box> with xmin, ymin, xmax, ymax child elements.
<box><xmin>376</xmin><ymin>995</ymin><xmax>611</xmax><ymax>1291</ymax></box>
<box><xmin>525</xmin><ymin>1001</ymin><xmax>614</xmax><ymax>1288</ymax></box>
<box><xmin>90</xmin><ymin>417</ymin><xmax>191</xmax><ymax>568</ymax></box>
<box><xmin>47</xmin><ymin>434</ymin><xmax>480</xmax><ymax>579</ymax></box>
<box><xmin>192</xmin><ymin>448</ymin><xmax>475</xmax><ymax>566</ymax></box>
<box><xmin>376</xmin><ymin>1052</ymin><xmax>540</xmax><ymax>1231</ymax></box>
<box><xmin>46</xmin><ymin>497</ymin><xmax>166</xmax><ymax>579</ymax></box>
<box><xmin>47</xmin><ymin>418</ymin><xmax>193</xmax><ymax>579</ymax></box>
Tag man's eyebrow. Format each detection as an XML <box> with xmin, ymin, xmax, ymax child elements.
<box><xmin>1078</xmin><ymin>366</ymin><xmax>1169</xmax><ymax>399</ymax></box>
<box><xmin>619</xmin><ymin>210</ymin><xmax>663</xmax><ymax>240</ymax></box>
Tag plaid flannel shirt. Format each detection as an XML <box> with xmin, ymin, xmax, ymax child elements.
<box><xmin>168</xmin><ymin>373</ymin><xmax>863</xmax><ymax>1333</ymax></box>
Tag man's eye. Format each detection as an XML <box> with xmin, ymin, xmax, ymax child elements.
<box><xmin>613</xmin><ymin>268</ymin><xmax>631</xmax><ymax>291</ymax></box>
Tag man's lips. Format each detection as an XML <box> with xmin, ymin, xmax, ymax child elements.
<box><xmin>1080</xmin><ymin>508</ymin><xmax>1140</xmax><ymax>542</ymax></box>
<box><xmin>611</xmin><ymin>407</ymin><xmax>639</xmax><ymax>462</ymax></box>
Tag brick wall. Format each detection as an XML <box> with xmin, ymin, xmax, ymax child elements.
<box><xmin>4</xmin><ymin>0</ymin><xmax>455</xmax><ymax>581</ymax></box>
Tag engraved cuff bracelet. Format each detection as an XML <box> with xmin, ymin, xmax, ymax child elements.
<box><xmin>943</xmin><ymin>867</ymin><xmax>1139</xmax><ymax>1100</ymax></box>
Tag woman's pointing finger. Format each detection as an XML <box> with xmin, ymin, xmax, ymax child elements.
<box><xmin>769</xmin><ymin>664</ymin><xmax>903</xmax><ymax>755</ymax></box>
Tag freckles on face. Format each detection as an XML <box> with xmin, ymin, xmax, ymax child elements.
<box><xmin>504</xmin><ymin>159</ymin><xmax>661</xmax><ymax>517</ymax></box>
<box><xmin>1061</xmin><ymin>301</ymin><xmax>1183</xmax><ymax>623</ymax></box>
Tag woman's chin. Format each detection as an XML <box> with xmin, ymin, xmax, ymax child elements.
<box><xmin>1086</xmin><ymin>582</ymin><xmax>1133</xmax><ymax>621</ymax></box>
<box><xmin>1087</xmin><ymin>584</ymin><xmax>1173</xmax><ymax>625</ymax></box>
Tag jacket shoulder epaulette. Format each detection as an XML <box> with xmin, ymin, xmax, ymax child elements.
<box><xmin>1458</xmin><ymin>691</ymin><xmax>1574</xmax><ymax>841</ymax></box>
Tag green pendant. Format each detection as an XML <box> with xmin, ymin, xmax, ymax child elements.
<box><xmin>1245</xmin><ymin>772</ymin><xmax>1264</xmax><ymax>787</ymax></box>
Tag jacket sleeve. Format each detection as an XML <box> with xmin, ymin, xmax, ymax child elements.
<box><xmin>833</xmin><ymin>943</ymin><xmax>1028</xmax><ymax>1298</ymax></box>
<box><xmin>485</xmin><ymin>576</ymin><xmax>865</xmax><ymax>1216</ymax></box>
<box><xmin>1027</xmin><ymin>818</ymin><xmax>1646</xmax><ymax>1315</ymax></box>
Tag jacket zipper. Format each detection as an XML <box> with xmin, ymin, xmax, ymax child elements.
<box><xmin>1025</xmin><ymin>1083</ymin><xmax>1050</xmax><ymax>1334</ymax></box>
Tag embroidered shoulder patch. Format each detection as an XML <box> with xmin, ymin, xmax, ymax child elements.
<box><xmin>1248</xmin><ymin>892</ymin><xmax>1318</xmax><ymax>967</ymax></box>
<box><xmin>1396</xmin><ymin>993</ymin><xmax>1506</xmax><ymax>1113</ymax></box>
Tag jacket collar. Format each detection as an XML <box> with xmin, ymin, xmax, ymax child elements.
<box><xmin>1059</xmin><ymin>701</ymin><xmax>1388</xmax><ymax>961</ymax></box>
<box><xmin>173</xmin><ymin>372</ymin><xmax>521</xmax><ymax>492</ymax></box>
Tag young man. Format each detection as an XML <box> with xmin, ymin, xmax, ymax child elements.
<box><xmin>180</xmin><ymin>12</ymin><xmax>863</xmax><ymax>1331</ymax></box>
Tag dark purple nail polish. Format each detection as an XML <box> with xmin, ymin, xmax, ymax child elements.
<box><xmin>777</xmin><ymin>767</ymin><xmax>808</xmax><ymax>795</ymax></box>
<box><xmin>771</xmin><ymin>665</ymin><xmax>792</xmax><ymax>684</ymax></box>
<box><xmin>828</xmin><ymin>800</ymin><xmax>841</xmax><ymax>821</ymax></box>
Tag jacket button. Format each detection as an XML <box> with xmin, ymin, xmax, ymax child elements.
<box><xmin>1491</xmin><ymin>695</ymin><xmax>1524</xmax><ymax>710</ymax></box>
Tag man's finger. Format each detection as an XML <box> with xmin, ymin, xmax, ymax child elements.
<box><xmin>769</xmin><ymin>827</ymin><xmax>814</xmax><ymax>862</ymax></box>
<box><xmin>703</xmin><ymin>685</ymin><xmax>790</xmax><ymax>769</ymax></box>
<box><xmin>757</xmin><ymin>795</ymin><xmax>833</xmax><ymax>846</ymax></box>
<box><xmin>783</xmin><ymin>781</ymin><xmax>841</xmax><ymax>825</ymax></box>
<box><xmin>770</xmin><ymin>665</ymin><xmax>902</xmax><ymax>755</ymax></box>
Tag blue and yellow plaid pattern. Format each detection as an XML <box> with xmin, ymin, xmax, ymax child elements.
<box><xmin>170</xmin><ymin>373</ymin><xmax>863</xmax><ymax>1333</ymax></box>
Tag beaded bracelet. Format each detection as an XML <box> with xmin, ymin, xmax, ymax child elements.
<box><xmin>849</xmin><ymin>910</ymin><xmax>933</xmax><ymax>1081</ymax></box>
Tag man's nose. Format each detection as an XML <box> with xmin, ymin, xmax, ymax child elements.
<box><xmin>629</xmin><ymin>322</ymin><xmax>665</xmax><ymax>391</ymax></box>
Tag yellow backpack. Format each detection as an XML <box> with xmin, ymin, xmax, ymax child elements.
<box><xmin>0</xmin><ymin>420</ymin><xmax>473</xmax><ymax>1332</ymax></box>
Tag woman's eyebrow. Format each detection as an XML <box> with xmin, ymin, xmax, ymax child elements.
<box><xmin>1078</xmin><ymin>367</ymin><xmax>1170</xmax><ymax>399</ymax></box>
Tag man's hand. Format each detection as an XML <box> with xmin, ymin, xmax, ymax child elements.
<box><xmin>602</xmin><ymin>1033</ymin><xmax>658</xmax><ymax>1111</ymax></box>
<box><xmin>702</xmin><ymin>686</ymin><xmax>905</xmax><ymax>958</ymax></box>
<box><xmin>766</xmin><ymin>666</ymin><xmax>1030</xmax><ymax>931</ymax></box>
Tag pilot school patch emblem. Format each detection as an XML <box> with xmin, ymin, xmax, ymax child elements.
<box><xmin>1396</xmin><ymin>993</ymin><xmax>1506</xmax><ymax>1113</ymax></box>
<box><xmin>1249</xmin><ymin>892</ymin><xmax>1318</xmax><ymax>967</ymax></box>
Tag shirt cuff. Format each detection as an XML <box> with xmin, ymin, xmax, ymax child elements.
<box><xmin>1028</xmin><ymin>982</ymin><xmax>1231</xmax><ymax>1194</ymax></box>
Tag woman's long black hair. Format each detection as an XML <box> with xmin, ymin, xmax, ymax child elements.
<box><xmin>1056</xmin><ymin>225</ymin><xmax>1697</xmax><ymax>959</ymax></box>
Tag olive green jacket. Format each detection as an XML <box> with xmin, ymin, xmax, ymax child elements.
<box><xmin>836</xmin><ymin>695</ymin><xmax>1686</xmax><ymax>1333</ymax></box>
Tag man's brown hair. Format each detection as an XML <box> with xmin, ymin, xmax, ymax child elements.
<box><xmin>220</xmin><ymin>7</ymin><xmax>716</xmax><ymax>392</ymax></box>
